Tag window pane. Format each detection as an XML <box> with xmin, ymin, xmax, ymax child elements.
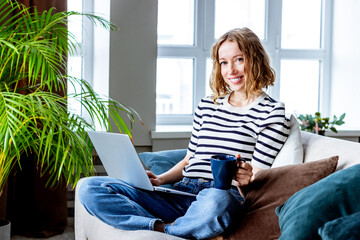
<box><xmin>67</xmin><ymin>0</ymin><xmax>83</xmax><ymax>43</ymax></box>
<box><xmin>280</xmin><ymin>60</ymin><xmax>319</xmax><ymax>115</ymax></box>
<box><xmin>281</xmin><ymin>0</ymin><xmax>322</xmax><ymax>49</ymax></box>
<box><xmin>157</xmin><ymin>0</ymin><xmax>194</xmax><ymax>45</ymax></box>
<box><xmin>156</xmin><ymin>58</ymin><xmax>193</xmax><ymax>114</ymax></box>
<box><xmin>67</xmin><ymin>56</ymin><xmax>83</xmax><ymax>113</ymax></box>
<box><xmin>215</xmin><ymin>0</ymin><xmax>266</xmax><ymax>40</ymax></box>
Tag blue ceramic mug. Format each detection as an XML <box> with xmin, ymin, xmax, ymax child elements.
<box><xmin>210</xmin><ymin>154</ymin><xmax>244</xmax><ymax>190</ymax></box>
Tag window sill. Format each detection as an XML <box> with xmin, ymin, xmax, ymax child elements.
<box><xmin>151</xmin><ymin>125</ymin><xmax>192</xmax><ymax>151</ymax></box>
<box><xmin>325</xmin><ymin>130</ymin><xmax>360</xmax><ymax>137</ymax></box>
<box><xmin>151</xmin><ymin>125</ymin><xmax>192</xmax><ymax>139</ymax></box>
<box><xmin>152</xmin><ymin>126</ymin><xmax>360</xmax><ymax>141</ymax></box>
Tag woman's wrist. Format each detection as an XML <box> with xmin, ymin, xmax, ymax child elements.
<box><xmin>157</xmin><ymin>174</ymin><xmax>168</xmax><ymax>185</ymax></box>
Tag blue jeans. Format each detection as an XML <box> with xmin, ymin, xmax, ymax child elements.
<box><xmin>78</xmin><ymin>176</ymin><xmax>245</xmax><ymax>239</ymax></box>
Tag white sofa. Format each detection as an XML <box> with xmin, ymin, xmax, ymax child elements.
<box><xmin>74</xmin><ymin>131</ymin><xmax>360</xmax><ymax>240</ymax></box>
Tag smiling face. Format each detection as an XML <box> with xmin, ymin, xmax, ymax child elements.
<box><xmin>210</xmin><ymin>28</ymin><xmax>275</xmax><ymax>104</ymax></box>
<box><xmin>218</xmin><ymin>40</ymin><xmax>247</xmax><ymax>94</ymax></box>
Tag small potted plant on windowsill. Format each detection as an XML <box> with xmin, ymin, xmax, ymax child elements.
<box><xmin>297</xmin><ymin>112</ymin><xmax>346</xmax><ymax>135</ymax></box>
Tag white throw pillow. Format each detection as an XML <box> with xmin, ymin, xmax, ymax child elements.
<box><xmin>271</xmin><ymin>114</ymin><xmax>304</xmax><ymax>168</ymax></box>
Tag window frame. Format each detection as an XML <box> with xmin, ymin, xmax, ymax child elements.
<box><xmin>67</xmin><ymin>0</ymin><xmax>95</xmax><ymax>117</ymax></box>
<box><xmin>273</xmin><ymin>0</ymin><xmax>333</xmax><ymax>117</ymax></box>
<box><xmin>67</xmin><ymin>0</ymin><xmax>111</xmax><ymax>126</ymax></box>
<box><xmin>156</xmin><ymin>0</ymin><xmax>333</xmax><ymax>125</ymax></box>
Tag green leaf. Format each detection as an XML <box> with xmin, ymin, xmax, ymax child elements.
<box><xmin>339</xmin><ymin>113</ymin><xmax>346</xmax><ymax>121</ymax></box>
<box><xmin>298</xmin><ymin>114</ymin><xmax>306</xmax><ymax>121</ymax></box>
<box><xmin>308</xmin><ymin>114</ymin><xmax>315</xmax><ymax>125</ymax></box>
<box><xmin>0</xmin><ymin>0</ymin><xmax>142</xmax><ymax>191</ymax></box>
<box><xmin>330</xmin><ymin>127</ymin><xmax>338</xmax><ymax>133</ymax></box>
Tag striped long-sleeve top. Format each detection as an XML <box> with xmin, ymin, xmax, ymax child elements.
<box><xmin>182</xmin><ymin>92</ymin><xmax>290</xmax><ymax>180</ymax></box>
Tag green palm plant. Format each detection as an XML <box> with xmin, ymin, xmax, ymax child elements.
<box><xmin>0</xmin><ymin>0</ymin><xmax>141</xmax><ymax>191</ymax></box>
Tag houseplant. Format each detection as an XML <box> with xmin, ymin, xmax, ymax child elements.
<box><xmin>0</xmin><ymin>0</ymin><xmax>144</xmax><ymax>235</ymax></box>
<box><xmin>0</xmin><ymin>0</ymin><xmax>142</xmax><ymax>195</ymax></box>
<box><xmin>297</xmin><ymin>112</ymin><xmax>345</xmax><ymax>135</ymax></box>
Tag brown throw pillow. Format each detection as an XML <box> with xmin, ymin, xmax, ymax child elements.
<box><xmin>227</xmin><ymin>156</ymin><xmax>339</xmax><ymax>240</ymax></box>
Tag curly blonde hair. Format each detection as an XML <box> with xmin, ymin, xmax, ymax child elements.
<box><xmin>209</xmin><ymin>28</ymin><xmax>275</xmax><ymax>103</ymax></box>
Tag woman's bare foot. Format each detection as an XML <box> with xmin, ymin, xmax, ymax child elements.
<box><xmin>154</xmin><ymin>221</ymin><xmax>174</xmax><ymax>232</ymax></box>
<box><xmin>154</xmin><ymin>222</ymin><xmax>165</xmax><ymax>232</ymax></box>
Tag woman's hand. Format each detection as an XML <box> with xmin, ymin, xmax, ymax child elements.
<box><xmin>234</xmin><ymin>154</ymin><xmax>254</xmax><ymax>187</ymax></box>
<box><xmin>146</xmin><ymin>171</ymin><xmax>164</xmax><ymax>186</ymax></box>
<box><xmin>146</xmin><ymin>154</ymin><xmax>190</xmax><ymax>187</ymax></box>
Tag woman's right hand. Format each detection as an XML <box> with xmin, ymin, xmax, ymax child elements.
<box><xmin>146</xmin><ymin>170</ymin><xmax>163</xmax><ymax>186</ymax></box>
<box><xmin>146</xmin><ymin>154</ymin><xmax>191</xmax><ymax>187</ymax></box>
<box><xmin>234</xmin><ymin>161</ymin><xmax>254</xmax><ymax>186</ymax></box>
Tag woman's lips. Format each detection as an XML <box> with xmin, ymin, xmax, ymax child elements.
<box><xmin>228</xmin><ymin>77</ymin><xmax>242</xmax><ymax>84</ymax></box>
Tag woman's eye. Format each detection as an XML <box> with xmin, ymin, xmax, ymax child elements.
<box><xmin>236</xmin><ymin>58</ymin><xmax>243</xmax><ymax>62</ymax></box>
<box><xmin>220</xmin><ymin>61</ymin><xmax>227</xmax><ymax>65</ymax></box>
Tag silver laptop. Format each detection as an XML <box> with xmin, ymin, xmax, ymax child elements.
<box><xmin>87</xmin><ymin>131</ymin><xmax>196</xmax><ymax>197</ymax></box>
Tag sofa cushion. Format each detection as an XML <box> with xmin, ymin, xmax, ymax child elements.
<box><xmin>139</xmin><ymin>149</ymin><xmax>186</xmax><ymax>174</ymax></box>
<box><xmin>228</xmin><ymin>156</ymin><xmax>338</xmax><ymax>240</ymax></box>
<box><xmin>275</xmin><ymin>163</ymin><xmax>360</xmax><ymax>240</ymax></box>
<box><xmin>139</xmin><ymin>149</ymin><xmax>186</xmax><ymax>188</ymax></box>
<box><xmin>74</xmin><ymin>178</ymin><xmax>187</xmax><ymax>240</ymax></box>
<box><xmin>272</xmin><ymin>114</ymin><xmax>303</xmax><ymax>168</ymax></box>
<box><xmin>318</xmin><ymin>211</ymin><xmax>360</xmax><ymax>240</ymax></box>
<box><xmin>301</xmin><ymin>131</ymin><xmax>360</xmax><ymax>170</ymax></box>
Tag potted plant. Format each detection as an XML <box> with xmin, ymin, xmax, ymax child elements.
<box><xmin>297</xmin><ymin>112</ymin><xmax>345</xmax><ymax>135</ymax></box>
<box><xmin>0</xmin><ymin>219</ymin><xmax>10</xmax><ymax>240</ymax></box>
<box><xmin>0</xmin><ymin>0</ymin><xmax>142</xmax><ymax>235</ymax></box>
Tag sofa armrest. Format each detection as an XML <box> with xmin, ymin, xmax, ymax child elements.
<box><xmin>74</xmin><ymin>178</ymin><xmax>186</xmax><ymax>240</ymax></box>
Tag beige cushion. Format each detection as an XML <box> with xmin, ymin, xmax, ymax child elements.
<box><xmin>272</xmin><ymin>114</ymin><xmax>304</xmax><ymax>168</ymax></box>
<box><xmin>301</xmin><ymin>131</ymin><xmax>360</xmax><ymax>170</ymax></box>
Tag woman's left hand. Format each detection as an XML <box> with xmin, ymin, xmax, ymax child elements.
<box><xmin>234</xmin><ymin>154</ymin><xmax>254</xmax><ymax>186</ymax></box>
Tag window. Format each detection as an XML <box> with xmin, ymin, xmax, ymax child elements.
<box><xmin>67</xmin><ymin>0</ymin><xmax>84</xmax><ymax>115</ymax></box>
<box><xmin>156</xmin><ymin>0</ymin><xmax>197</xmax><ymax>125</ymax></box>
<box><xmin>67</xmin><ymin>0</ymin><xmax>111</xmax><ymax>129</ymax></box>
<box><xmin>157</xmin><ymin>0</ymin><xmax>333</xmax><ymax>125</ymax></box>
<box><xmin>281</xmin><ymin>0</ymin><xmax>322</xmax><ymax>49</ymax></box>
<box><xmin>157</xmin><ymin>0</ymin><xmax>195</xmax><ymax>45</ymax></box>
<box><xmin>280</xmin><ymin>60</ymin><xmax>320</xmax><ymax>115</ymax></box>
<box><xmin>156</xmin><ymin>58</ymin><xmax>194</xmax><ymax>115</ymax></box>
<box><xmin>214</xmin><ymin>0</ymin><xmax>266</xmax><ymax>40</ymax></box>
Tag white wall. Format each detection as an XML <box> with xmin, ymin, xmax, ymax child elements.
<box><xmin>109</xmin><ymin>0</ymin><xmax>157</xmax><ymax>145</ymax></box>
<box><xmin>331</xmin><ymin>0</ymin><xmax>360</xmax><ymax>130</ymax></box>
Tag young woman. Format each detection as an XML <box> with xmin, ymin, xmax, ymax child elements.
<box><xmin>78</xmin><ymin>27</ymin><xmax>290</xmax><ymax>239</ymax></box>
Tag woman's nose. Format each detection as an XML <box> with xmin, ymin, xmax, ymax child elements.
<box><xmin>228</xmin><ymin>62</ymin><xmax>237</xmax><ymax>74</ymax></box>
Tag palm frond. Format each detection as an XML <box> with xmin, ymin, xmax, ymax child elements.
<box><xmin>0</xmin><ymin>0</ymin><xmax>142</xmax><ymax>190</ymax></box>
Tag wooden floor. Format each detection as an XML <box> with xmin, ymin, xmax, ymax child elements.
<box><xmin>11</xmin><ymin>226</ymin><xmax>74</xmax><ymax>240</ymax></box>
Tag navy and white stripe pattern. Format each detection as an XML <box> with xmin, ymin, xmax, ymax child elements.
<box><xmin>182</xmin><ymin>92</ymin><xmax>290</xmax><ymax>180</ymax></box>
